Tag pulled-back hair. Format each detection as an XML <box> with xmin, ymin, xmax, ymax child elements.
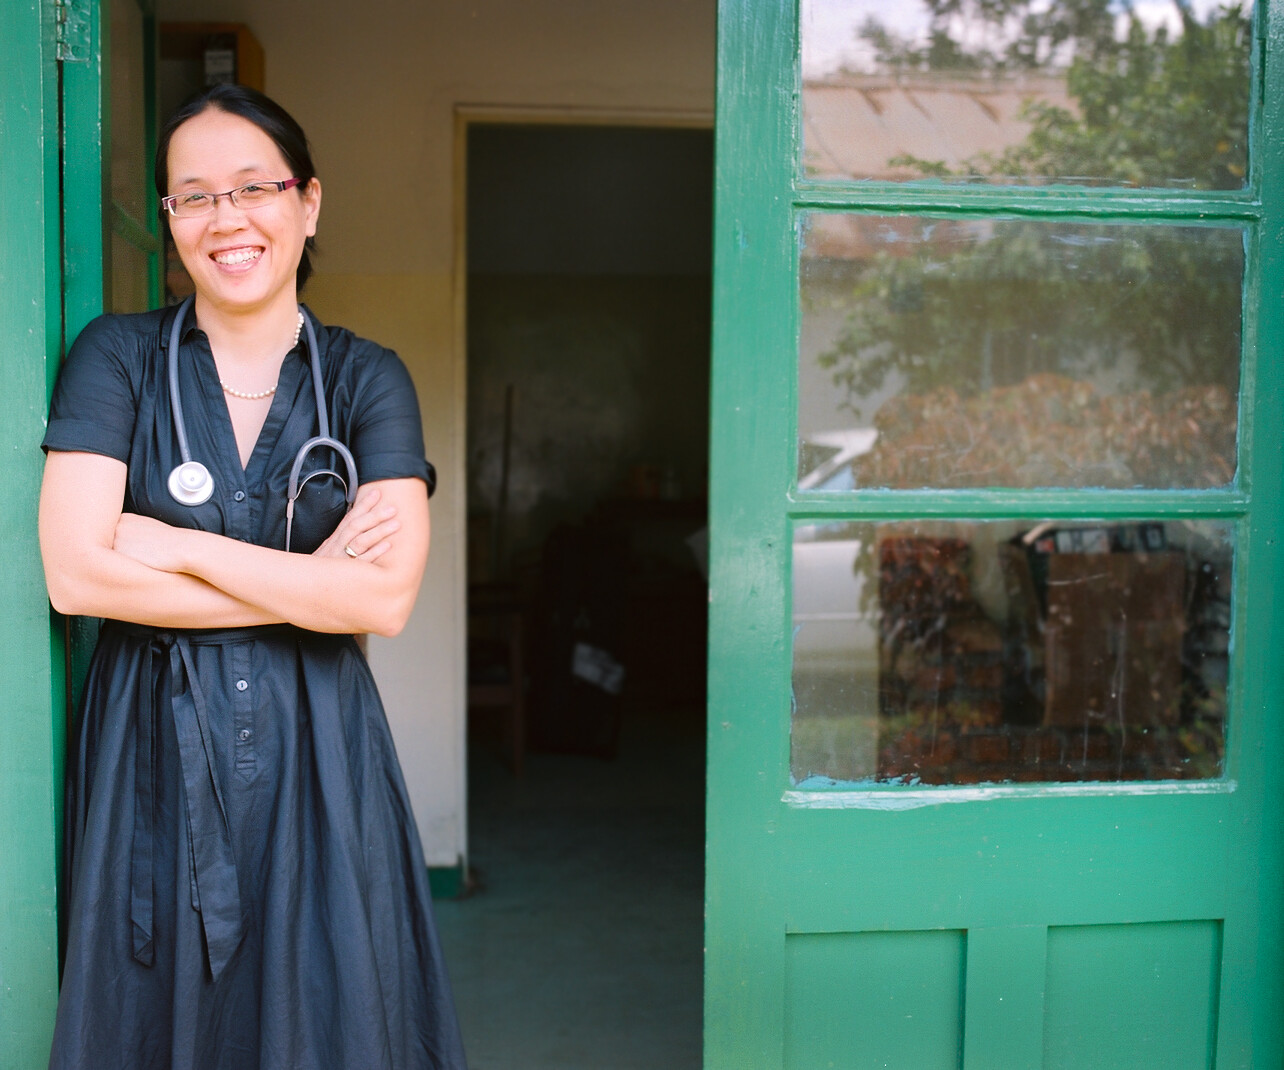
<box><xmin>156</xmin><ymin>84</ymin><xmax>319</xmax><ymax>291</ymax></box>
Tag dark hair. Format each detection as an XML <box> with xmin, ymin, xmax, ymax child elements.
<box><xmin>155</xmin><ymin>83</ymin><xmax>319</xmax><ymax>291</ymax></box>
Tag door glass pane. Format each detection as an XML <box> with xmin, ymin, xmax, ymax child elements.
<box><xmin>800</xmin><ymin>0</ymin><xmax>1252</xmax><ymax>189</ymax></box>
<box><xmin>109</xmin><ymin>0</ymin><xmax>153</xmax><ymax>314</ymax></box>
<box><xmin>110</xmin><ymin>0</ymin><xmax>147</xmax><ymax>221</ymax></box>
<box><xmin>792</xmin><ymin>518</ymin><xmax>1231</xmax><ymax>785</ymax></box>
<box><xmin>112</xmin><ymin>234</ymin><xmax>151</xmax><ymax>315</ymax></box>
<box><xmin>799</xmin><ymin>215</ymin><xmax>1242</xmax><ymax>489</ymax></box>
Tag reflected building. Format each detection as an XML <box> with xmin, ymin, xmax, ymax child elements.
<box><xmin>803</xmin><ymin>73</ymin><xmax>1072</xmax><ymax>184</ymax></box>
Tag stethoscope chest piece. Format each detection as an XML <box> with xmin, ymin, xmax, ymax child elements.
<box><xmin>168</xmin><ymin>459</ymin><xmax>215</xmax><ymax>506</ymax></box>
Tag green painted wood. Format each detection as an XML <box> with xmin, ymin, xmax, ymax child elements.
<box><xmin>962</xmin><ymin>927</ymin><xmax>1047</xmax><ymax>1070</ymax></box>
<box><xmin>1044</xmin><ymin>921</ymin><xmax>1222</xmax><ymax>1070</ymax></box>
<box><xmin>706</xmin><ymin>0</ymin><xmax>799</xmax><ymax>1065</ymax></box>
<box><xmin>1223</xmin><ymin>2</ymin><xmax>1284</xmax><ymax>1062</ymax></box>
<box><xmin>790</xmin><ymin>488</ymin><xmax>1251</xmax><ymax>520</ymax></box>
<box><xmin>784</xmin><ymin>929</ymin><xmax>965</xmax><ymax>1069</ymax></box>
<box><xmin>57</xmin><ymin>0</ymin><xmax>109</xmax><ymax>976</ymax></box>
<box><xmin>707</xmin><ymin>0</ymin><xmax>1284</xmax><ymax>1066</ymax></box>
<box><xmin>794</xmin><ymin>185</ymin><xmax>1262</xmax><ymax>221</ymax></box>
<box><xmin>0</xmin><ymin>0</ymin><xmax>68</xmax><ymax>1064</ymax></box>
<box><xmin>62</xmin><ymin>0</ymin><xmax>108</xmax><ymax>338</ymax></box>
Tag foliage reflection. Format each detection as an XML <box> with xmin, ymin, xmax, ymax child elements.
<box><xmin>801</xmin><ymin>0</ymin><xmax>1252</xmax><ymax>189</ymax></box>
<box><xmin>799</xmin><ymin>216</ymin><xmax>1243</xmax><ymax>489</ymax></box>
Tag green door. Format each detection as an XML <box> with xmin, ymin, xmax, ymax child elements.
<box><xmin>0</xmin><ymin>2</ymin><xmax>67</xmax><ymax>1057</ymax></box>
<box><xmin>0</xmin><ymin>1</ymin><xmax>156</xmax><ymax>1063</ymax></box>
<box><xmin>706</xmin><ymin>2</ymin><xmax>1284</xmax><ymax>1067</ymax></box>
<box><xmin>62</xmin><ymin>0</ymin><xmax>162</xmax><ymax>699</ymax></box>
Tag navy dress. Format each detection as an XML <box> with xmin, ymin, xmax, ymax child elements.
<box><xmin>43</xmin><ymin>307</ymin><xmax>467</xmax><ymax>1070</ymax></box>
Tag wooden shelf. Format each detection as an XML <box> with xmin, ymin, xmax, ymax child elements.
<box><xmin>159</xmin><ymin>22</ymin><xmax>264</xmax><ymax>92</ymax></box>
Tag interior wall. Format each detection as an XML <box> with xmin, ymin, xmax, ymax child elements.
<box><xmin>155</xmin><ymin>0</ymin><xmax>716</xmax><ymax>866</ymax></box>
<box><xmin>467</xmin><ymin>125</ymin><xmax>712</xmax><ymax>578</ymax></box>
<box><xmin>468</xmin><ymin>274</ymin><xmax>712</xmax><ymax>577</ymax></box>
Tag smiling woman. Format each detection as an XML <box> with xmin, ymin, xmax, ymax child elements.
<box><xmin>162</xmin><ymin>108</ymin><xmax>318</xmax><ymax>325</ymax></box>
<box><xmin>38</xmin><ymin>84</ymin><xmax>466</xmax><ymax>1070</ymax></box>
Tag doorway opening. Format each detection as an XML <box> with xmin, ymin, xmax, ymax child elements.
<box><xmin>434</xmin><ymin>120</ymin><xmax>713</xmax><ymax>1069</ymax></box>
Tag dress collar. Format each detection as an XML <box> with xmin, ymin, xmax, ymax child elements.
<box><xmin>164</xmin><ymin>301</ymin><xmax>317</xmax><ymax>355</ymax></box>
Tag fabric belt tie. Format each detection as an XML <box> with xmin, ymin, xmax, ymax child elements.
<box><xmin>129</xmin><ymin>630</ymin><xmax>244</xmax><ymax>983</ymax></box>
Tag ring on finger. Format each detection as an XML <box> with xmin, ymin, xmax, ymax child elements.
<box><xmin>344</xmin><ymin>544</ymin><xmax>360</xmax><ymax>558</ymax></box>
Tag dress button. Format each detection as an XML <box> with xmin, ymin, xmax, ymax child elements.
<box><xmin>235</xmin><ymin>679</ymin><xmax>249</xmax><ymax>692</ymax></box>
<box><xmin>238</xmin><ymin>729</ymin><xmax>252</xmax><ymax>742</ymax></box>
<box><xmin>233</xmin><ymin>490</ymin><xmax>246</xmax><ymax>502</ymax></box>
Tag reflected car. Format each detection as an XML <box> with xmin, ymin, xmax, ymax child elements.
<box><xmin>793</xmin><ymin>430</ymin><xmax>878</xmax><ymax>678</ymax></box>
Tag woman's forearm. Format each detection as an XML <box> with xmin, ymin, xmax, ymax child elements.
<box><xmin>158</xmin><ymin>479</ymin><xmax>430</xmax><ymax>636</ymax></box>
<box><xmin>178</xmin><ymin>534</ymin><xmax>412</xmax><ymax>635</ymax></box>
<box><xmin>43</xmin><ymin>453</ymin><xmax>428</xmax><ymax>636</ymax></box>
<box><xmin>46</xmin><ymin>542</ymin><xmax>282</xmax><ymax>628</ymax></box>
<box><xmin>40</xmin><ymin>451</ymin><xmax>281</xmax><ymax>628</ymax></box>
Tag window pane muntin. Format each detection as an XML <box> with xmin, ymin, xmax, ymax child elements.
<box><xmin>798</xmin><ymin>212</ymin><xmax>1245</xmax><ymax>492</ymax></box>
<box><xmin>791</xmin><ymin>517</ymin><xmax>1233</xmax><ymax>787</ymax></box>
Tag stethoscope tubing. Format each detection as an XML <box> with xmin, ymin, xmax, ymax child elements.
<box><xmin>166</xmin><ymin>295</ymin><xmax>358</xmax><ymax>549</ymax></box>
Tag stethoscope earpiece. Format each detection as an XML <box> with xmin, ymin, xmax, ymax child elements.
<box><xmin>167</xmin><ymin>460</ymin><xmax>216</xmax><ymax>505</ymax></box>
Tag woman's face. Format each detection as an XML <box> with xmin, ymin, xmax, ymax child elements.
<box><xmin>166</xmin><ymin>107</ymin><xmax>321</xmax><ymax>318</ymax></box>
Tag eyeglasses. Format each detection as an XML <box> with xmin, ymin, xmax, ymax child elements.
<box><xmin>161</xmin><ymin>177</ymin><xmax>303</xmax><ymax>218</ymax></box>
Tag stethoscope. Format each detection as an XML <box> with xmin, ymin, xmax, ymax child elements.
<box><xmin>166</xmin><ymin>295</ymin><xmax>358</xmax><ymax>551</ymax></box>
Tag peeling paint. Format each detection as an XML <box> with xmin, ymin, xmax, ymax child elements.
<box><xmin>783</xmin><ymin>779</ymin><xmax>1237</xmax><ymax>811</ymax></box>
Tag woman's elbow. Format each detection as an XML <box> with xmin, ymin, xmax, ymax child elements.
<box><xmin>47</xmin><ymin>585</ymin><xmax>102</xmax><ymax>619</ymax></box>
<box><xmin>364</xmin><ymin>586</ymin><xmax>419</xmax><ymax>638</ymax></box>
<box><xmin>46</xmin><ymin>583</ymin><xmax>79</xmax><ymax>617</ymax></box>
<box><xmin>41</xmin><ymin>561</ymin><xmax>91</xmax><ymax>617</ymax></box>
<box><xmin>369</xmin><ymin>602</ymin><xmax>412</xmax><ymax>638</ymax></box>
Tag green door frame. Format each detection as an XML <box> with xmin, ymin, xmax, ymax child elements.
<box><xmin>0</xmin><ymin>0</ymin><xmax>68</xmax><ymax>1064</ymax></box>
<box><xmin>706</xmin><ymin>1</ymin><xmax>1284</xmax><ymax>1066</ymax></box>
<box><xmin>0</xmin><ymin>0</ymin><xmax>154</xmax><ymax>1063</ymax></box>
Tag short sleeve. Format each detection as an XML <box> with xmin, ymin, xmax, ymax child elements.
<box><xmin>42</xmin><ymin>315</ymin><xmax>138</xmax><ymax>460</ymax></box>
<box><xmin>348</xmin><ymin>347</ymin><xmax>437</xmax><ymax>495</ymax></box>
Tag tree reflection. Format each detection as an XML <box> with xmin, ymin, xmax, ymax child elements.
<box><xmin>808</xmin><ymin>1</ymin><xmax>1251</xmax><ymax>490</ymax></box>
<box><xmin>860</xmin><ymin>0</ymin><xmax>1250</xmax><ymax>188</ymax></box>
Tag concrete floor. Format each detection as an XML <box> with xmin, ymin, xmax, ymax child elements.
<box><xmin>434</xmin><ymin>708</ymin><xmax>706</xmax><ymax>1070</ymax></box>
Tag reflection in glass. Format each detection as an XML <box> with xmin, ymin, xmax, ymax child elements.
<box><xmin>800</xmin><ymin>0</ymin><xmax>1252</xmax><ymax>189</ymax></box>
<box><xmin>111</xmin><ymin>0</ymin><xmax>148</xmax><ymax>222</ymax></box>
<box><xmin>792</xmin><ymin>519</ymin><xmax>1231</xmax><ymax>785</ymax></box>
<box><xmin>112</xmin><ymin>232</ymin><xmax>151</xmax><ymax>315</ymax></box>
<box><xmin>799</xmin><ymin>216</ymin><xmax>1242</xmax><ymax>489</ymax></box>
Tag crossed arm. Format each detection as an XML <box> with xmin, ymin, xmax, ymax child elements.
<box><xmin>39</xmin><ymin>451</ymin><xmax>430</xmax><ymax>637</ymax></box>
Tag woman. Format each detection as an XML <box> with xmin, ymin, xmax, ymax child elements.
<box><xmin>39</xmin><ymin>84</ymin><xmax>467</xmax><ymax>1069</ymax></box>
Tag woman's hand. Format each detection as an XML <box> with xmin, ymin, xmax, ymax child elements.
<box><xmin>314</xmin><ymin>484</ymin><xmax>401</xmax><ymax>563</ymax></box>
<box><xmin>114</xmin><ymin>512</ymin><xmax>192</xmax><ymax>573</ymax></box>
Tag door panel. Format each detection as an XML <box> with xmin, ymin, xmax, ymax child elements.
<box><xmin>706</xmin><ymin>1</ymin><xmax>1284</xmax><ymax>1066</ymax></box>
<box><xmin>0</xmin><ymin>2</ymin><xmax>66</xmax><ymax>1064</ymax></box>
<box><xmin>784</xmin><ymin>929</ymin><xmax>966</xmax><ymax>1070</ymax></box>
<box><xmin>1042</xmin><ymin>921</ymin><xmax>1222</xmax><ymax>1070</ymax></box>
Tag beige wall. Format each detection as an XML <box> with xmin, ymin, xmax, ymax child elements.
<box><xmin>158</xmin><ymin>0</ymin><xmax>716</xmax><ymax>866</ymax></box>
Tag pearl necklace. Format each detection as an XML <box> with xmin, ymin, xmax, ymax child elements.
<box><xmin>219</xmin><ymin>312</ymin><xmax>305</xmax><ymax>400</ymax></box>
